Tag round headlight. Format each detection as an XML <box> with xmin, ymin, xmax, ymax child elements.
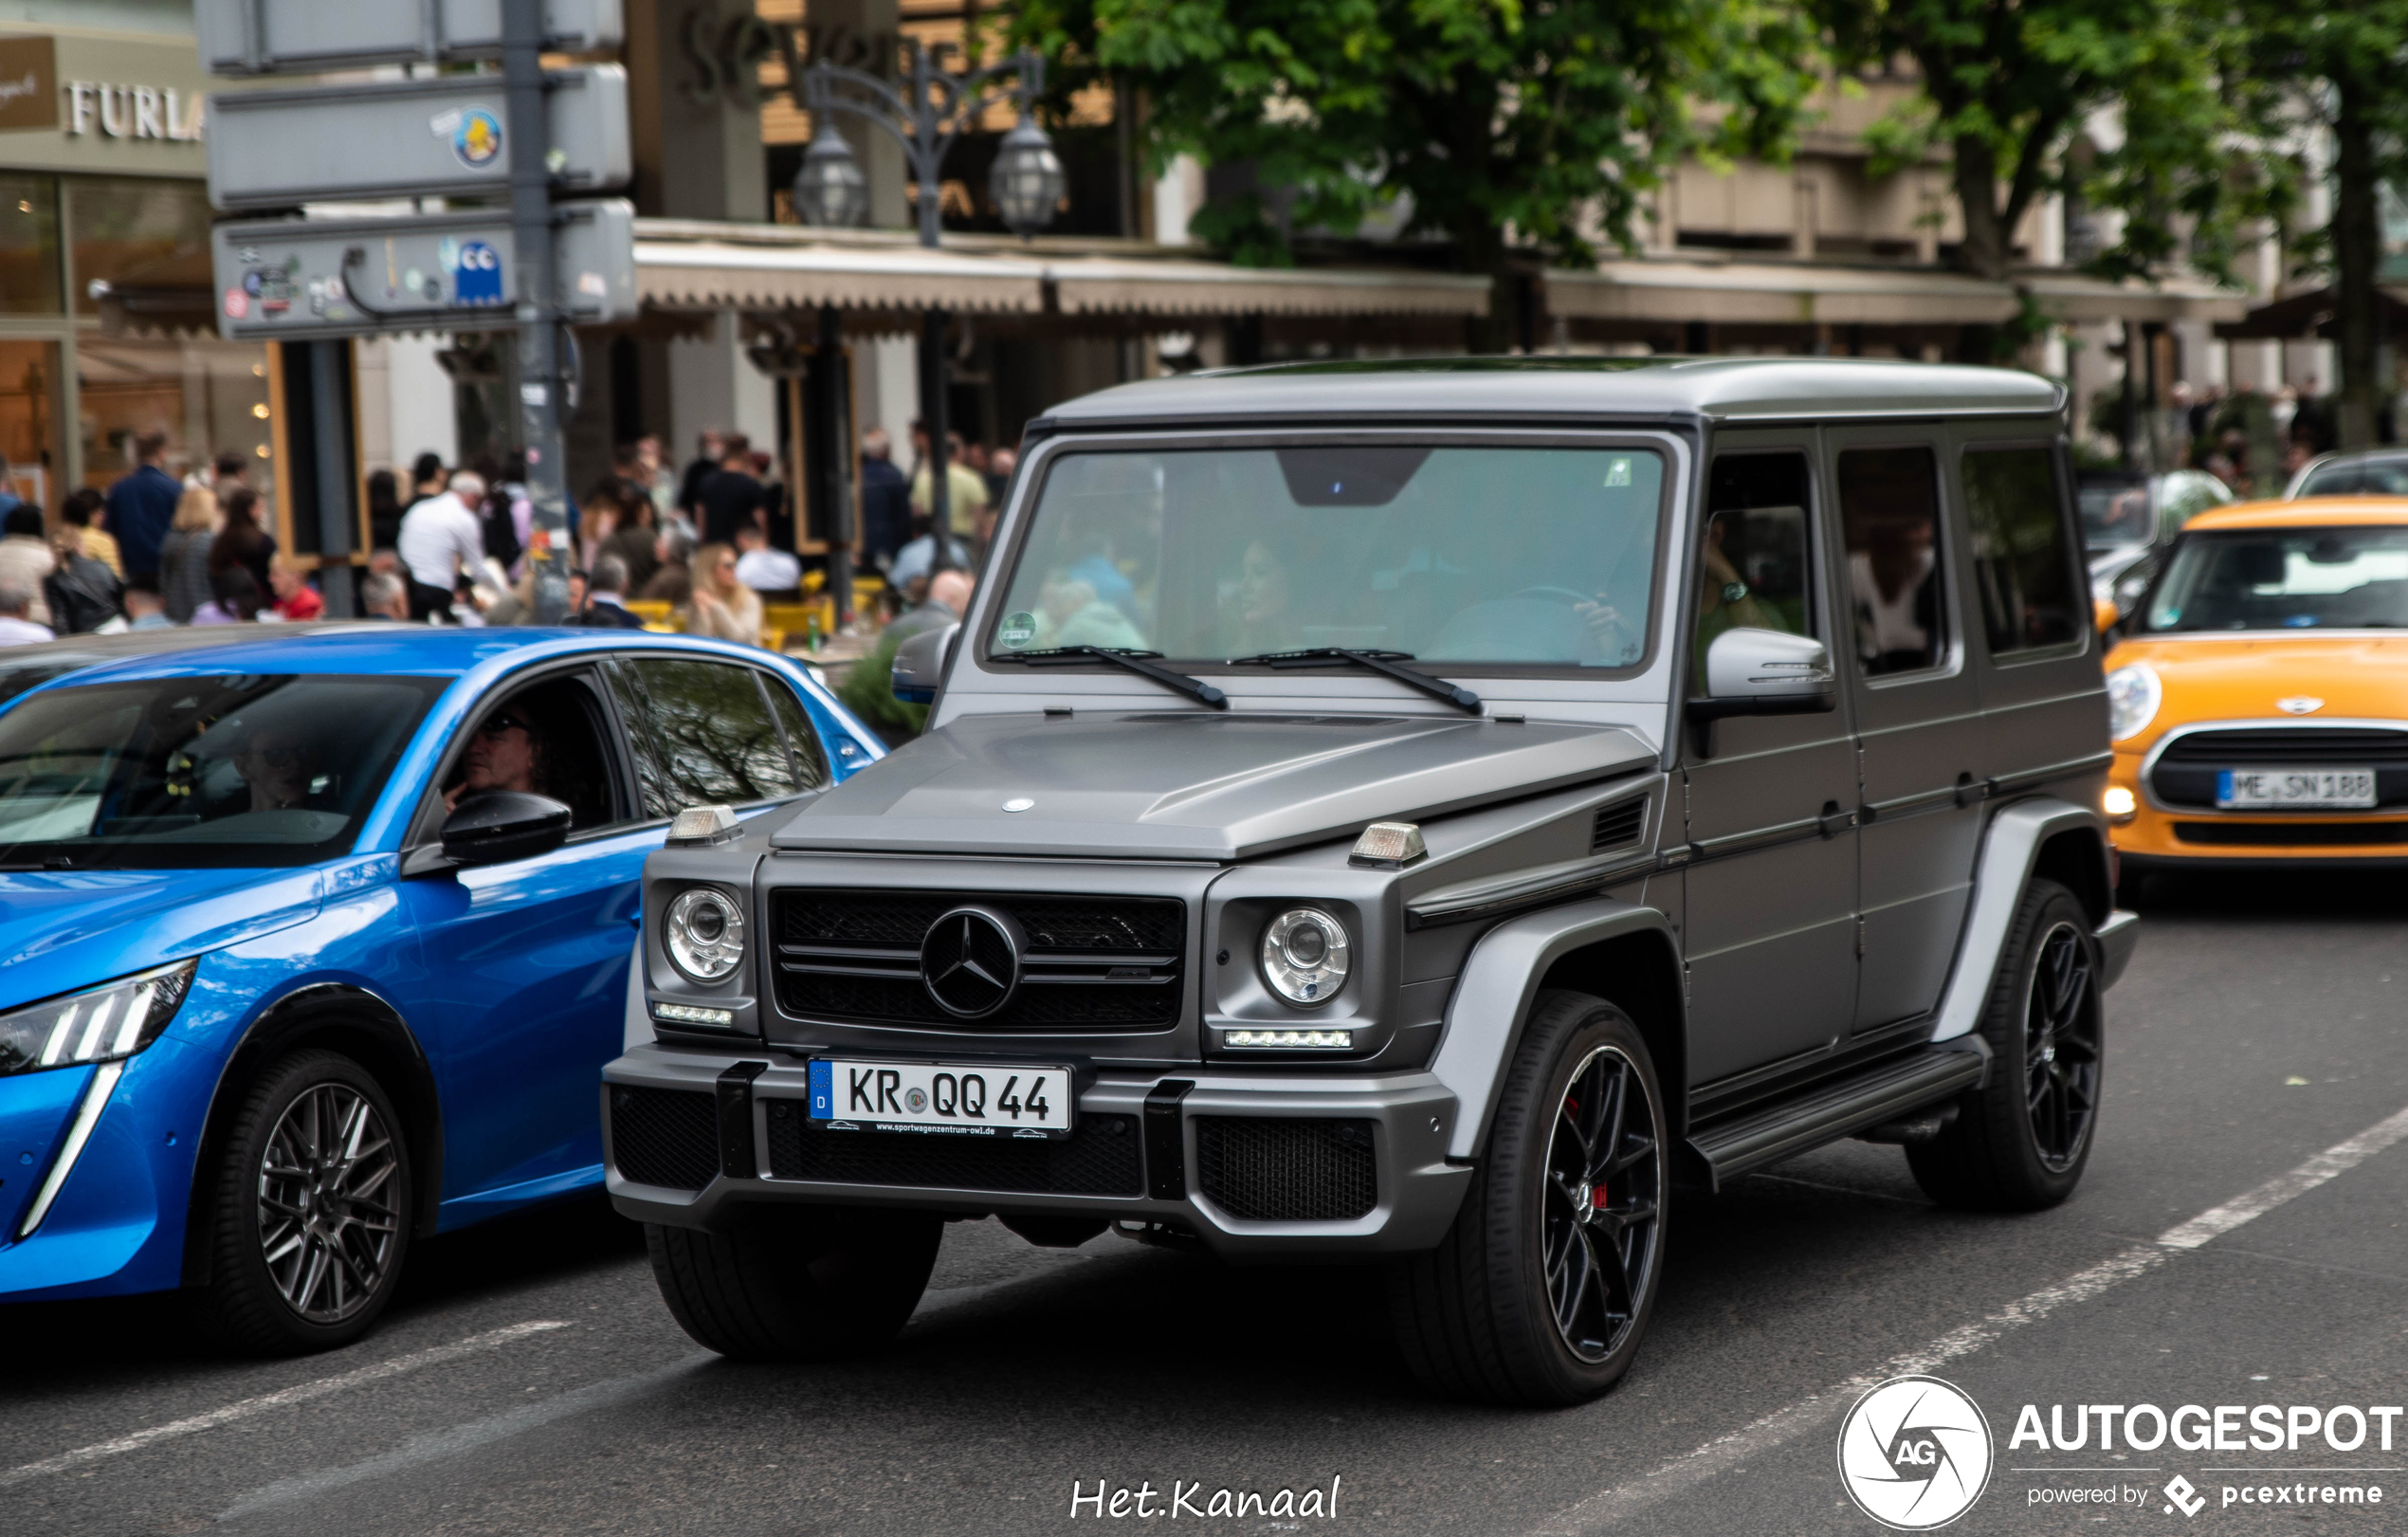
<box><xmin>1260</xmin><ymin>907</ymin><xmax>1349</xmax><ymax>1006</ymax></box>
<box><xmin>665</xmin><ymin>887</ymin><xmax>745</xmax><ymax>983</ymax></box>
<box><xmin>2105</xmin><ymin>662</ymin><xmax>2161</xmax><ymax>742</ymax></box>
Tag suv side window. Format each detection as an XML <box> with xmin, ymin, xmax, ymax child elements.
<box><xmin>1693</xmin><ymin>453</ymin><xmax>1815</xmax><ymax>687</ymax></box>
<box><xmin>618</xmin><ymin>656</ymin><xmax>798</xmax><ymax>814</ymax></box>
<box><xmin>1836</xmin><ymin>447</ymin><xmax>1946</xmax><ymax>675</ymax></box>
<box><xmin>1961</xmin><ymin>446</ymin><xmax>2080</xmax><ymax>655</ymax></box>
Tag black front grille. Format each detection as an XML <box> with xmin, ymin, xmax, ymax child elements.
<box><xmin>762</xmin><ymin>1098</ymin><xmax>1143</xmax><ymax>1195</ymax></box>
<box><xmin>2175</xmin><ymin>820</ymin><xmax>2408</xmax><ymax>847</ymax></box>
<box><xmin>1592</xmin><ymin>797</ymin><xmax>1647</xmax><ymax>853</ymax></box>
<box><xmin>1195</xmin><ymin>1118</ymin><xmax>1377</xmax><ymax>1221</ymax></box>
<box><xmin>610</xmin><ymin>1087</ymin><xmax>721</xmax><ymax>1191</ymax></box>
<box><xmin>773</xmin><ymin>890</ymin><xmax>1186</xmax><ymax>1032</ymax></box>
<box><xmin>2152</xmin><ymin>727</ymin><xmax>2408</xmax><ymax>810</ymax></box>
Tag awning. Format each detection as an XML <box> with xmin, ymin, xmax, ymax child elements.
<box><xmin>1544</xmin><ymin>260</ymin><xmax>2020</xmax><ymax>327</ymax></box>
<box><xmin>2022</xmin><ymin>272</ymin><xmax>2250</xmax><ymax>324</ymax></box>
<box><xmin>1047</xmin><ymin>257</ymin><xmax>1488</xmax><ymax>318</ymax></box>
<box><xmin>2213</xmin><ymin>284</ymin><xmax>2408</xmax><ymax>340</ymax></box>
<box><xmin>636</xmin><ymin>235</ymin><xmax>1048</xmax><ymax>315</ymax></box>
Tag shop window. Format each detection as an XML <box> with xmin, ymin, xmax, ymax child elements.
<box><xmin>77</xmin><ymin>339</ymin><xmax>273</xmax><ymax>496</ymax></box>
<box><xmin>0</xmin><ymin>341</ymin><xmax>61</xmax><ymax>510</ymax></box>
<box><xmin>67</xmin><ymin>178</ymin><xmax>211</xmax><ymax>317</ymax></box>
<box><xmin>0</xmin><ymin>174</ymin><xmax>61</xmax><ymax>315</ymax></box>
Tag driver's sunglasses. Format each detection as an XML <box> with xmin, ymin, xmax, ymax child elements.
<box><xmin>476</xmin><ymin>710</ymin><xmax>531</xmax><ymax>739</ymax></box>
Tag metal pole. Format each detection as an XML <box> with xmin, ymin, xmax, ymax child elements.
<box><xmin>309</xmin><ymin>339</ymin><xmax>356</xmax><ymax>617</ymax></box>
<box><xmin>819</xmin><ymin>303</ymin><xmax>854</xmax><ymax>622</ymax></box>
<box><xmin>503</xmin><ymin>0</ymin><xmax>570</xmax><ymax>622</ymax></box>
<box><xmin>921</xmin><ymin>305</ymin><xmax>952</xmax><ymax>575</ymax></box>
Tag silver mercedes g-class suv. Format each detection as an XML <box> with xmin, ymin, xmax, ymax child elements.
<box><xmin>602</xmin><ymin>357</ymin><xmax>2138</xmax><ymax>1405</ymax></box>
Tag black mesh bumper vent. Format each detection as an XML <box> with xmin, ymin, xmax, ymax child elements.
<box><xmin>762</xmin><ymin>1099</ymin><xmax>1143</xmax><ymax>1196</ymax></box>
<box><xmin>610</xmin><ymin>1087</ymin><xmax>721</xmax><ymax>1192</ymax></box>
<box><xmin>1592</xmin><ymin>797</ymin><xmax>1647</xmax><ymax>852</ymax></box>
<box><xmin>1195</xmin><ymin>1118</ymin><xmax>1377</xmax><ymax>1222</ymax></box>
<box><xmin>771</xmin><ymin>889</ymin><xmax>1187</xmax><ymax>1032</ymax></box>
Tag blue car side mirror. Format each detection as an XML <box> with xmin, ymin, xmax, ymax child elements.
<box><xmin>441</xmin><ymin>791</ymin><xmax>573</xmax><ymax>867</ymax></box>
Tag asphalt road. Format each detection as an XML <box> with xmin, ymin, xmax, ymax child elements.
<box><xmin>8</xmin><ymin>868</ymin><xmax>2407</xmax><ymax>1536</ymax></box>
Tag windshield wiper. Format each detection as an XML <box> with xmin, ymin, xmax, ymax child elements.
<box><xmin>992</xmin><ymin>647</ymin><xmax>1228</xmax><ymax>709</ymax></box>
<box><xmin>1223</xmin><ymin>648</ymin><xmax>1483</xmax><ymax>715</ymax></box>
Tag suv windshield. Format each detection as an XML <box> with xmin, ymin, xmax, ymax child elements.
<box><xmin>2143</xmin><ymin>526</ymin><xmax>2408</xmax><ymax>632</ymax></box>
<box><xmin>988</xmin><ymin>445</ymin><xmax>1667</xmax><ymax>668</ymax></box>
<box><xmin>0</xmin><ymin>673</ymin><xmax>446</xmax><ymax>869</ymax></box>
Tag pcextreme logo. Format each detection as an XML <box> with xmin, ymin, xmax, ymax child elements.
<box><xmin>1837</xmin><ymin>1375</ymin><xmax>1997</xmax><ymax>1530</ymax></box>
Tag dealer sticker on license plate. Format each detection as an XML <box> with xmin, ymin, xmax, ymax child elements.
<box><xmin>806</xmin><ymin>1059</ymin><xmax>1074</xmax><ymax>1139</ymax></box>
<box><xmin>2216</xmin><ymin>768</ymin><xmax>2378</xmax><ymax>810</ymax></box>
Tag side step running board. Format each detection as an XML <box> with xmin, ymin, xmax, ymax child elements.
<box><xmin>1683</xmin><ymin>1042</ymin><xmax>1987</xmax><ymax>1191</ymax></box>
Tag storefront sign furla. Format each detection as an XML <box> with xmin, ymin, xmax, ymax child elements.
<box><xmin>64</xmin><ymin>80</ymin><xmax>206</xmax><ymax>141</ymax></box>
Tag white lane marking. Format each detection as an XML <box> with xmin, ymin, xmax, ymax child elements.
<box><xmin>216</xmin><ymin>1355</ymin><xmax>714</xmax><ymax>1523</ymax></box>
<box><xmin>0</xmin><ymin>1320</ymin><xmax>569</xmax><ymax>1490</ymax></box>
<box><xmin>1534</xmin><ymin>1102</ymin><xmax>2408</xmax><ymax>1534</ymax></box>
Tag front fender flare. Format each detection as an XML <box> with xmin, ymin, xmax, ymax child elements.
<box><xmin>1428</xmin><ymin>898</ymin><xmax>1678</xmax><ymax>1162</ymax></box>
<box><xmin>1931</xmin><ymin>796</ymin><xmax>2114</xmax><ymax>1045</ymax></box>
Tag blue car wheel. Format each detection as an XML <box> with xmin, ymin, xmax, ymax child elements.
<box><xmin>192</xmin><ymin>1050</ymin><xmax>414</xmax><ymax>1354</ymax></box>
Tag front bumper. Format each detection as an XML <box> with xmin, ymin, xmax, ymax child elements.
<box><xmin>2110</xmin><ymin>748</ymin><xmax>2408</xmax><ymax>865</ymax></box>
<box><xmin>601</xmin><ymin>1042</ymin><xmax>1473</xmax><ymax>1259</ymax></box>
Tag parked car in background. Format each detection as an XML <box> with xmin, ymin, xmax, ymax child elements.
<box><xmin>0</xmin><ymin>628</ymin><xmax>880</xmax><ymax>1352</ymax></box>
<box><xmin>2284</xmin><ymin>448</ymin><xmax>2408</xmax><ymax>501</ymax></box>
<box><xmin>2079</xmin><ymin>468</ymin><xmax>2234</xmax><ymax>621</ymax></box>
<box><xmin>2104</xmin><ymin>497</ymin><xmax>2408</xmax><ymax>883</ymax></box>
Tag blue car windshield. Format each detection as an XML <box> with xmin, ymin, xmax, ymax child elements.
<box><xmin>987</xmin><ymin>445</ymin><xmax>1668</xmax><ymax>668</ymax></box>
<box><xmin>2143</xmin><ymin>526</ymin><xmax>2408</xmax><ymax>632</ymax></box>
<box><xmin>0</xmin><ymin>673</ymin><xmax>446</xmax><ymax>869</ymax></box>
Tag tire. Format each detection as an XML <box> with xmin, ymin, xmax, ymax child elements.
<box><xmin>646</xmin><ymin>1205</ymin><xmax>942</xmax><ymax>1362</ymax></box>
<box><xmin>1907</xmin><ymin>878</ymin><xmax>2103</xmax><ymax>1210</ymax></box>
<box><xmin>191</xmin><ymin>1050</ymin><xmax>413</xmax><ymax>1355</ymax></box>
<box><xmin>1386</xmin><ymin>991</ymin><xmax>1668</xmax><ymax>1406</ymax></box>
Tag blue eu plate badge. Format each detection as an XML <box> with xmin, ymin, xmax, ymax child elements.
<box><xmin>808</xmin><ymin>1059</ymin><xmax>833</xmax><ymax>1119</ymax></box>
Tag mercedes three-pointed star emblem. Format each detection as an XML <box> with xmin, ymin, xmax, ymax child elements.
<box><xmin>920</xmin><ymin>906</ymin><xmax>1026</xmax><ymax>1018</ymax></box>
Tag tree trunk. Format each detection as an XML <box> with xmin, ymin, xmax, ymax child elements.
<box><xmin>1951</xmin><ymin>134</ymin><xmax>2013</xmax><ymax>283</ymax></box>
<box><xmin>2332</xmin><ymin>73</ymin><xmax>2383</xmax><ymax>450</ymax></box>
<box><xmin>1462</xmin><ymin>229</ymin><xmax>1515</xmax><ymax>356</ymax></box>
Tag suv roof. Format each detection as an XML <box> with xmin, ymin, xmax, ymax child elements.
<box><xmin>1036</xmin><ymin>356</ymin><xmax>2067</xmax><ymax>430</ymax></box>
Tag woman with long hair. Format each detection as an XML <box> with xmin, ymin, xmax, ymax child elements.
<box><xmin>159</xmin><ymin>484</ymin><xmax>219</xmax><ymax>623</ymax></box>
<box><xmin>209</xmin><ymin>485</ymin><xmax>276</xmax><ymax>594</ymax></box>
<box><xmin>681</xmin><ymin>540</ymin><xmax>761</xmax><ymax>645</ymax></box>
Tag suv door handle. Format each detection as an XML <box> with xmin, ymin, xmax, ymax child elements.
<box><xmin>1817</xmin><ymin>800</ymin><xmax>1854</xmax><ymax>839</ymax></box>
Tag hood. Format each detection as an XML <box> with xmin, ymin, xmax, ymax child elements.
<box><xmin>2111</xmin><ymin>634</ymin><xmax>2408</xmax><ymax>727</ymax></box>
<box><xmin>771</xmin><ymin>712</ymin><xmax>1657</xmax><ymax>861</ymax></box>
<box><xmin>0</xmin><ymin>866</ymin><xmax>325</xmax><ymax>1014</ymax></box>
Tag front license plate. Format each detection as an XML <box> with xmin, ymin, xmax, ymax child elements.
<box><xmin>806</xmin><ymin>1059</ymin><xmax>1074</xmax><ymax>1139</ymax></box>
<box><xmin>2216</xmin><ymin>768</ymin><xmax>2378</xmax><ymax>810</ymax></box>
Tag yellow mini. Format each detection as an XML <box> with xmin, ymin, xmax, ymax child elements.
<box><xmin>2104</xmin><ymin>497</ymin><xmax>2408</xmax><ymax>874</ymax></box>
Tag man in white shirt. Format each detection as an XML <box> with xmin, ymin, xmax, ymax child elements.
<box><xmin>732</xmin><ymin>523</ymin><xmax>801</xmax><ymax>595</ymax></box>
<box><xmin>397</xmin><ymin>470</ymin><xmax>488</xmax><ymax>620</ymax></box>
<box><xmin>0</xmin><ymin>578</ymin><xmax>54</xmax><ymax>646</ymax></box>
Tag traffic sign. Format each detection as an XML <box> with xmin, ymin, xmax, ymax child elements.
<box><xmin>196</xmin><ymin>0</ymin><xmax>622</xmax><ymax>75</ymax></box>
<box><xmin>207</xmin><ymin>66</ymin><xmax>629</xmax><ymax>210</ymax></box>
<box><xmin>211</xmin><ymin>199</ymin><xmax>638</xmax><ymax>340</ymax></box>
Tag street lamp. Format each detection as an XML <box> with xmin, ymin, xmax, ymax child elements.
<box><xmin>794</xmin><ymin>43</ymin><xmax>1064</xmax><ymax>586</ymax></box>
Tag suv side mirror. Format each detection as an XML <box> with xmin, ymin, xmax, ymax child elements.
<box><xmin>1691</xmin><ymin>628</ymin><xmax>1837</xmax><ymax>720</ymax></box>
<box><xmin>892</xmin><ymin>621</ymin><xmax>960</xmax><ymax>704</ymax></box>
<box><xmin>440</xmin><ymin>790</ymin><xmax>573</xmax><ymax>867</ymax></box>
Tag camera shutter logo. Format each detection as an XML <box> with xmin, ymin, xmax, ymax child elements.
<box><xmin>1835</xmin><ymin>1375</ymin><xmax>1993</xmax><ymax>1529</ymax></box>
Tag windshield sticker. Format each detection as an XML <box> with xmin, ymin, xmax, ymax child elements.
<box><xmin>998</xmin><ymin>612</ymin><xmax>1038</xmax><ymax>650</ymax></box>
<box><xmin>1605</xmin><ymin>457</ymin><xmax>1633</xmax><ymax>487</ymax></box>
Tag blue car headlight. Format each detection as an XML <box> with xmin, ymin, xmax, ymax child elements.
<box><xmin>0</xmin><ymin>961</ymin><xmax>197</xmax><ymax>1076</ymax></box>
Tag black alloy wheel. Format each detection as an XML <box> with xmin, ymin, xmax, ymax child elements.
<box><xmin>1906</xmin><ymin>878</ymin><xmax>2103</xmax><ymax>1210</ymax></box>
<box><xmin>2023</xmin><ymin>919</ymin><xmax>2099</xmax><ymax>1171</ymax></box>
<box><xmin>1542</xmin><ymin>1044</ymin><xmax>1664</xmax><ymax>1363</ymax></box>
<box><xmin>256</xmin><ymin>1080</ymin><xmax>406</xmax><ymax>1324</ymax></box>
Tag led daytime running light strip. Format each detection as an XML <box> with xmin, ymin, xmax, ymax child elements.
<box><xmin>1224</xmin><ymin>1029</ymin><xmax>1353</xmax><ymax>1049</ymax></box>
<box><xmin>653</xmin><ymin>1001</ymin><xmax>736</xmax><ymax>1028</ymax></box>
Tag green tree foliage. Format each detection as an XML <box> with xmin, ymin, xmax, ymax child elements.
<box><xmin>1816</xmin><ymin>0</ymin><xmax>2261</xmax><ymax>296</ymax></box>
<box><xmin>2223</xmin><ymin>0</ymin><xmax>2408</xmax><ymax>448</ymax></box>
<box><xmin>1012</xmin><ymin>0</ymin><xmax>1819</xmax><ymax>350</ymax></box>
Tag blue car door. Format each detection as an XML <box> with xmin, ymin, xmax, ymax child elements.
<box><xmin>395</xmin><ymin>661</ymin><xmax>661</xmax><ymax>1222</ymax></box>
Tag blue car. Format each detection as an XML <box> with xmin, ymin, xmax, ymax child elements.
<box><xmin>0</xmin><ymin>627</ymin><xmax>881</xmax><ymax>1351</ymax></box>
